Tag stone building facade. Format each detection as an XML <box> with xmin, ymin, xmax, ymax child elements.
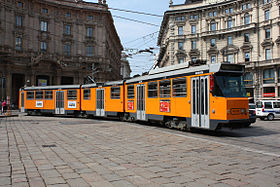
<box><xmin>157</xmin><ymin>0</ymin><xmax>280</xmax><ymax>101</ymax></box>
<box><xmin>0</xmin><ymin>0</ymin><xmax>123</xmax><ymax>106</ymax></box>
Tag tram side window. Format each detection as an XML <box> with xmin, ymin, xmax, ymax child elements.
<box><xmin>148</xmin><ymin>82</ymin><xmax>158</xmax><ymax>98</ymax></box>
<box><xmin>173</xmin><ymin>78</ymin><xmax>187</xmax><ymax>97</ymax></box>
<box><xmin>67</xmin><ymin>90</ymin><xmax>77</xmax><ymax>100</ymax></box>
<box><xmin>35</xmin><ymin>91</ymin><xmax>44</xmax><ymax>100</ymax></box>
<box><xmin>127</xmin><ymin>85</ymin><xmax>135</xmax><ymax>99</ymax></box>
<box><xmin>111</xmin><ymin>87</ymin><xmax>120</xmax><ymax>99</ymax></box>
<box><xmin>83</xmin><ymin>89</ymin><xmax>91</xmax><ymax>100</ymax></box>
<box><xmin>27</xmin><ymin>91</ymin><xmax>34</xmax><ymax>100</ymax></box>
<box><xmin>159</xmin><ymin>80</ymin><xmax>171</xmax><ymax>98</ymax></box>
<box><xmin>44</xmin><ymin>91</ymin><xmax>53</xmax><ymax>100</ymax></box>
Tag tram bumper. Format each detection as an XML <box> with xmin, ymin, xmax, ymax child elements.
<box><xmin>210</xmin><ymin>119</ymin><xmax>251</xmax><ymax>130</ymax></box>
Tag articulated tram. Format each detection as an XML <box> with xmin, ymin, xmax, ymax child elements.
<box><xmin>19</xmin><ymin>63</ymin><xmax>249</xmax><ymax>131</ymax></box>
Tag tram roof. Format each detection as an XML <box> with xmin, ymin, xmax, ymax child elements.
<box><xmin>104</xmin><ymin>80</ymin><xmax>124</xmax><ymax>86</ymax></box>
<box><xmin>126</xmin><ymin>63</ymin><xmax>244</xmax><ymax>84</ymax></box>
<box><xmin>22</xmin><ymin>85</ymin><xmax>81</xmax><ymax>90</ymax></box>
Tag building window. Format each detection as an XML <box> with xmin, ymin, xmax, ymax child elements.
<box><xmin>225</xmin><ymin>9</ymin><xmax>229</xmax><ymax>14</ymax></box>
<box><xmin>148</xmin><ymin>82</ymin><xmax>158</xmax><ymax>98</ymax></box>
<box><xmin>64</xmin><ymin>44</ymin><xmax>71</xmax><ymax>56</ymax></box>
<box><xmin>265</xmin><ymin>28</ymin><xmax>271</xmax><ymax>39</ymax></box>
<box><xmin>245</xmin><ymin>13</ymin><xmax>250</xmax><ymax>24</ymax></box>
<box><xmin>278</xmin><ymin>68</ymin><xmax>280</xmax><ymax>83</ymax></box>
<box><xmin>87</xmin><ymin>27</ymin><xmax>94</xmax><ymax>37</ymax></box>
<box><xmin>83</xmin><ymin>89</ymin><xmax>91</xmax><ymax>100</ymax></box>
<box><xmin>210</xmin><ymin>38</ymin><xmax>216</xmax><ymax>47</ymax></box>
<box><xmin>227</xmin><ymin>54</ymin><xmax>234</xmax><ymax>63</ymax></box>
<box><xmin>35</xmin><ymin>91</ymin><xmax>44</xmax><ymax>100</ymax></box>
<box><xmin>176</xmin><ymin>16</ymin><xmax>185</xmax><ymax>21</ymax></box>
<box><xmin>67</xmin><ymin>90</ymin><xmax>77</xmax><ymax>100</ymax></box>
<box><xmin>173</xmin><ymin>78</ymin><xmax>187</xmax><ymax>97</ymax></box>
<box><xmin>127</xmin><ymin>85</ymin><xmax>135</xmax><ymax>99</ymax></box>
<box><xmin>44</xmin><ymin>91</ymin><xmax>53</xmax><ymax>100</ymax></box>
<box><xmin>159</xmin><ymin>80</ymin><xmax>171</xmax><ymax>98</ymax></box>
<box><xmin>190</xmin><ymin>15</ymin><xmax>198</xmax><ymax>20</ymax></box>
<box><xmin>229</xmin><ymin>8</ymin><xmax>233</xmax><ymax>13</ymax></box>
<box><xmin>191</xmin><ymin>25</ymin><xmax>196</xmax><ymax>34</ymax></box>
<box><xmin>40</xmin><ymin>41</ymin><xmax>47</xmax><ymax>51</ymax></box>
<box><xmin>66</xmin><ymin>12</ymin><xmax>71</xmax><ymax>17</ymax></box>
<box><xmin>247</xmin><ymin>3</ymin><xmax>251</xmax><ymax>9</ymax></box>
<box><xmin>191</xmin><ymin>40</ymin><xmax>196</xmax><ymax>49</ymax></box>
<box><xmin>86</xmin><ymin>46</ymin><xmax>94</xmax><ymax>57</ymax></box>
<box><xmin>265</xmin><ymin>48</ymin><xmax>271</xmax><ymax>60</ymax></box>
<box><xmin>64</xmin><ymin>25</ymin><xmax>71</xmax><ymax>35</ymax></box>
<box><xmin>15</xmin><ymin>37</ymin><xmax>22</xmax><ymax>51</ymax></box>
<box><xmin>263</xmin><ymin>0</ymin><xmax>271</xmax><ymax>4</ymax></box>
<box><xmin>42</xmin><ymin>8</ymin><xmax>48</xmax><ymax>13</ymax></box>
<box><xmin>211</xmin><ymin>55</ymin><xmax>216</xmax><ymax>64</ymax></box>
<box><xmin>178</xmin><ymin>57</ymin><xmax>184</xmax><ymax>64</ymax></box>
<box><xmin>244</xmin><ymin>33</ymin><xmax>250</xmax><ymax>42</ymax></box>
<box><xmin>245</xmin><ymin>52</ymin><xmax>250</xmax><ymax>62</ymax></box>
<box><xmin>227</xmin><ymin>36</ymin><xmax>233</xmax><ymax>45</ymax></box>
<box><xmin>242</xmin><ymin>4</ymin><xmax>246</xmax><ymax>10</ymax></box>
<box><xmin>16</xmin><ymin>16</ymin><xmax>22</xmax><ymax>26</ymax></box>
<box><xmin>210</xmin><ymin>21</ymin><xmax>216</xmax><ymax>31</ymax></box>
<box><xmin>227</xmin><ymin>17</ymin><xmax>233</xmax><ymax>28</ymax></box>
<box><xmin>244</xmin><ymin>72</ymin><xmax>253</xmax><ymax>86</ymax></box>
<box><xmin>209</xmin><ymin>12</ymin><xmax>212</xmax><ymax>17</ymax></box>
<box><xmin>191</xmin><ymin>57</ymin><xmax>197</xmax><ymax>62</ymax></box>
<box><xmin>88</xmin><ymin>15</ymin><xmax>93</xmax><ymax>20</ymax></box>
<box><xmin>265</xmin><ymin>10</ymin><xmax>270</xmax><ymax>21</ymax></box>
<box><xmin>178</xmin><ymin>42</ymin><xmax>184</xmax><ymax>50</ymax></box>
<box><xmin>178</xmin><ymin>26</ymin><xmax>183</xmax><ymax>35</ymax></box>
<box><xmin>40</xmin><ymin>21</ymin><xmax>48</xmax><ymax>32</ymax></box>
<box><xmin>213</xmin><ymin>11</ymin><xmax>217</xmax><ymax>17</ymax></box>
<box><xmin>263</xmin><ymin>68</ymin><xmax>275</xmax><ymax>84</ymax></box>
<box><xmin>17</xmin><ymin>1</ymin><xmax>23</xmax><ymax>7</ymax></box>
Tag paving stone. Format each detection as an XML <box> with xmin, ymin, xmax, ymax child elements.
<box><xmin>110</xmin><ymin>179</ymin><xmax>136</xmax><ymax>187</ymax></box>
<box><xmin>0</xmin><ymin>176</ymin><xmax>11</xmax><ymax>185</ymax></box>
<box><xmin>29</xmin><ymin>178</ymin><xmax>45</xmax><ymax>187</ymax></box>
<box><xmin>67</xmin><ymin>178</ymin><xmax>90</xmax><ymax>187</ymax></box>
<box><xmin>44</xmin><ymin>176</ymin><xmax>67</xmax><ymax>185</ymax></box>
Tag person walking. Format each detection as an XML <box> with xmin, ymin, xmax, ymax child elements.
<box><xmin>2</xmin><ymin>100</ymin><xmax>7</xmax><ymax>113</ymax></box>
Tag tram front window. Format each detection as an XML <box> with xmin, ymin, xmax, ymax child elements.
<box><xmin>213</xmin><ymin>74</ymin><xmax>247</xmax><ymax>97</ymax></box>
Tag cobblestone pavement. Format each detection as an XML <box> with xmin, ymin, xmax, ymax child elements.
<box><xmin>0</xmin><ymin>115</ymin><xmax>279</xmax><ymax>187</ymax></box>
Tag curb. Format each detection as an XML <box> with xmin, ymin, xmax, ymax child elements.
<box><xmin>0</xmin><ymin>114</ymin><xmax>19</xmax><ymax>118</ymax></box>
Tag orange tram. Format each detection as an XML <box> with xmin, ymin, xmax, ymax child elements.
<box><xmin>19</xmin><ymin>63</ymin><xmax>249</xmax><ymax>131</ymax></box>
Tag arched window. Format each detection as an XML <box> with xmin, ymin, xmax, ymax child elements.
<box><xmin>245</xmin><ymin>13</ymin><xmax>250</xmax><ymax>24</ymax></box>
<box><xmin>210</xmin><ymin>20</ymin><xmax>216</xmax><ymax>31</ymax></box>
<box><xmin>227</xmin><ymin>17</ymin><xmax>233</xmax><ymax>28</ymax></box>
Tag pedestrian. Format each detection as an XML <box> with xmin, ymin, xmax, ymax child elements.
<box><xmin>2</xmin><ymin>100</ymin><xmax>7</xmax><ymax>113</ymax></box>
<box><xmin>0</xmin><ymin>100</ymin><xmax>2</xmax><ymax>114</ymax></box>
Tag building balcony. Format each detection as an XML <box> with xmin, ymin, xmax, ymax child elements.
<box><xmin>201</xmin><ymin>23</ymin><xmax>256</xmax><ymax>38</ymax></box>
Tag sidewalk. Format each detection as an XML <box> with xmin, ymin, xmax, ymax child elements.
<box><xmin>0</xmin><ymin>116</ymin><xmax>279</xmax><ymax>187</ymax></box>
<box><xmin>0</xmin><ymin>110</ymin><xmax>20</xmax><ymax>118</ymax></box>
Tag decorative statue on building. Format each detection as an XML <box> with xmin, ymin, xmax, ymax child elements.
<box><xmin>98</xmin><ymin>0</ymin><xmax>102</xmax><ymax>4</ymax></box>
<box><xmin>103</xmin><ymin>0</ymin><xmax>106</xmax><ymax>4</ymax></box>
<box><xmin>169</xmin><ymin>0</ymin><xmax>173</xmax><ymax>6</ymax></box>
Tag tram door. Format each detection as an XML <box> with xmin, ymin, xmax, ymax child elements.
<box><xmin>191</xmin><ymin>76</ymin><xmax>210</xmax><ymax>129</ymax></box>
<box><xmin>55</xmin><ymin>91</ymin><xmax>65</xmax><ymax>115</ymax></box>
<box><xmin>137</xmin><ymin>84</ymin><xmax>146</xmax><ymax>121</ymax></box>
<box><xmin>96</xmin><ymin>89</ymin><xmax>105</xmax><ymax>117</ymax></box>
<box><xmin>21</xmin><ymin>92</ymin><xmax>25</xmax><ymax>112</ymax></box>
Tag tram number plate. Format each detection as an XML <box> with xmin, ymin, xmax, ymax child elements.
<box><xmin>160</xmin><ymin>100</ymin><xmax>171</xmax><ymax>113</ymax></box>
<box><xmin>127</xmin><ymin>100</ymin><xmax>134</xmax><ymax>110</ymax></box>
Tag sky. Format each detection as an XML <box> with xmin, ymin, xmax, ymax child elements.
<box><xmin>86</xmin><ymin>0</ymin><xmax>185</xmax><ymax>76</ymax></box>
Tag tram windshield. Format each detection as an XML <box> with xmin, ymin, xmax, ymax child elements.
<box><xmin>213</xmin><ymin>74</ymin><xmax>247</xmax><ymax>97</ymax></box>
